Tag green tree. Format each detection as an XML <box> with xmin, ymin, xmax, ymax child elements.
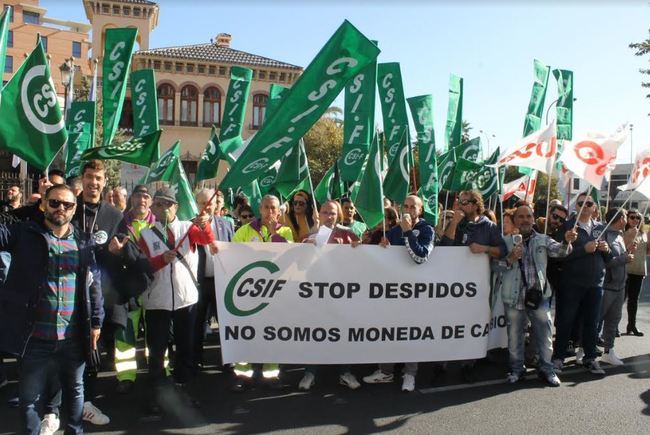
<box><xmin>303</xmin><ymin>115</ymin><xmax>343</xmax><ymax>185</ymax></box>
<box><xmin>630</xmin><ymin>30</ymin><xmax>650</xmax><ymax>115</ymax></box>
<box><xmin>461</xmin><ymin>120</ymin><xmax>472</xmax><ymax>143</ymax></box>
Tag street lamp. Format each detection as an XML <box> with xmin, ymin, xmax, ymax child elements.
<box><xmin>479</xmin><ymin>130</ymin><xmax>496</xmax><ymax>158</ymax></box>
<box><xmin>59</xmin><ymin>57</ymin><xmax>74</xmax><ymax>119</ymax></box>
<box><xmin>630</xmin><ymin>123</ymin><xmax>634</xmax><ymax>164</ymax></box>
<box><xmin>545</xmin><ymin>97</ymin><xmax>577</xmax><ymax>125</ymax></box>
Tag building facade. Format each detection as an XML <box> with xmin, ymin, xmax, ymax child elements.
<box><xmin>82</xmin><ymin>0</ymin><xmax>303</xmax><ymax>182</ymax></box>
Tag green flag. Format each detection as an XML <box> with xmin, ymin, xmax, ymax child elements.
<box><xmin>450</xmin><ymin>158</ymin><xmax>481</xmax><ymax>192</ymax></box>
<box><xmin>314</xmin><ymin>159</ymin><xmax>344</xmax><ymax>204</ymax></box>
<box><xmin>454</xmin><ymin>137</ymin><xmax>481</xmax><ymax>162</ymax></box>
<box><xmin>198</xmin><ymin>66</ymin><xmax>253</xmax><ymax>174</ymax></box>
<box><xmin>523</xmin><ymin>59</ymin><xmax>550</xmax><ymax>137</ymax></box>
<box><xmin>407</xmin><ymin>94</ymin><xmax>438</xmax><ymax>224</ymax></box>
<box><xmin>141</xmin><ymin>141</ymin><xmax>180</xmax><ymax>184</ymax></box>
<box><xmin>65</xmin><ymin>101</ymin><xmax>96</xmax><ymax>178</ymax></box>
<box><xmin>82</xmin><ymin>129</ymin><xmax>161</xmax><ymax>165</ymax></box>
<box><xmin>475</xmin><ymin>148</ymin><xmax>500</xmax><ymax>199</ymax></box>
<box><xmin>377</xmin><ymin>62</ymin><xmax>410</xmax><ymax>203</ymax></box>
<box><xmin>258</xmin><ymin>163</ymin><xmax>280</xmax><ymax>196</ymax></box>
<box><xmin>341</xmin><ymin>40</ymin><xmax>377</xmax><ymax>182</ymax></box>
<box><xmin>130</xmin><ymin>69</ymin><xmax>159</xmax><ymax>138</ymax></box>
<box><xmin>553</xmin><ymin>69</ymin><xmax>574</xmax><ymax>141</ymax></box>
<box><xmin>0</xmin><ymin>38</ymin><xmax>67</xmax><ymax>171</ymax></box>
<box><xmin>102</xmin><ymin>28</ymin><xmax>138</xmax><ymax>146</ymax></box>
<box><xmin>445</xmin><ymin>74</ymin><xmax>463</xmax><ymax>151</ymax></box>
<box><xmin>274</xmin><ymin>140</ymin><xmax>311</xmax><ymax>198</ymax></box>
<box><xmin>354</xmin><ymin>135</ymin><xmax>384</xmax><ymax>228</ymax></box>
<box><xmin>196</xmin><ymin>126</ymin><xmax>221</xmax><ymax>182</ymax></box>
<box><xmin>265</xmin><ymin>84</ymin><xmax>289</xmax><ymax>122</ymax></box>
<box><xmin>0</xmin><ymin>6</ymin><xmax>12</xmax><ymax>104</ymax></box>
<box><xmin>437</xmin><ymin>149</ymin><xmax>456</xmax><ymax>191</ymax></box>
<box><xmin>219</xmin><ymin>20</ymin><xmax>380</xmax><ymax>192</ymax></box>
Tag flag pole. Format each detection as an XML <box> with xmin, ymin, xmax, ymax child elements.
<box><xmin>497</xmin><ymin>168</ymin><xmax>505</xmax><ymax>237</ymax></box>
<box><xmin>595</xmin><ymin>191</ymin><xmax>635</xmax><ymax>241</ymax></box>
<box><xmin>543</xmin><ymin>156</ymin><xmax>557</xmax><ymax>235</ymax></box>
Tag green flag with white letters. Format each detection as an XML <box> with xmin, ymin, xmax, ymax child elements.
<box><xmin>341</xmin><ymin>40</ymin><xmax>377</xmax><ymax>182</ymax></box>
<box><xmin>314</xmin><ymin>159</ymin><xmax>344</xmax><ymax>205</ymax></box>
<box><xmin>437</xmin><ymin>149</ymin><xmax>456</xmax><ymax>192</ymax></box>
<box><xmin>475</xmin><ymin>147</ymin><xmax>500</xmax><ymax>199</ymax></box>
<box><xmin>523</xmin><ymin>59</ymin><xmax>550</xmax><ymax>137</ymax></box>
<box><xmin>141</xmin><ymin>141</ymin><xmax>180</xmax><ymax>184</ymax></box>
<box><xmin>552</xmin><ymin>69</ymin><xmax>573</xmax><ymax>141</ymax></box>
<box><xmin>377</xmin><ymin>62</ymin><xmax>410</xmax><ymax>203</ymax></box>
<box><xmin>102</xmin><ymin>28</ymin><xmax>138</xmax><ymax>146</ymax></box>
<box><xmin>445</xmin><ymin>74</ymin><xmax>463</xmax><ymax>151</ymax></box>
<box><xmin>130</xmin><ymin>69</ymin><xmax>159</xmax><ymax>138</ymax></box>
<box><xmin>65</xmin><ymin>101</ymin><xmax>96</xmax><ymax>178</ymax></box>
<box><xmin>455</xmin><ymin>137</ymin><xmax>481</xmax><ymax>162</ymax></box>
<box><xmin>218</xmin><ymin>20</ymin><xmax>380</xmax><ymax>192</ymax></box>
<box><xmin>450</xmin><ymin>158</ymin><xmax>481</xmax><ymax>192</ymax></box>
<box><xmin>196</xmin><ymin>126</ymin><xmax>221</xmax><ymax>182</ymax></box>
<box><xmin>0</xmin><ymin>38</ymin><xmax>67</xmax><ymax>171</ymax></box>
<box><xmin>354</xmin><ymin>135</ymin><xmax>384</xmax><ymax>228</ymax></box>
<box><xmin>82</xmin><ymin>129</ymin><xmax>161</xmax><ymax>165</ymax></box>
<box><xmin>274</xmin><ymin>139</ymin><xmax>312</xmax><ymax>199</ymax></box>
<box><xmin>407</xmin><ymin>94</ymin><xmax>438</xmax><ymax>224</ymax></box>
<box><xmin>265</xmin><ymin>84</ymin><xmax>288</xmax><ymax>122</ymax></box>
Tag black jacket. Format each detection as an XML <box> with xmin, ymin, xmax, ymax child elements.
<box><xmin>0</xmin><ymin>221</ymin><xmax>104</xmax><ymax>357</ymax></box>
<box><xmin>558</xmin><ymin>217</ymin><xmax>612</xmax><ymax>288</ymax></box>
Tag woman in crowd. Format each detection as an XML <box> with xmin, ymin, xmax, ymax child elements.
<box><xmin>624</xmin><ymin>209</ymin><xmax>648</xmax><ymax>336</ymax></box>
<box><xmin>283</xmin><ymin>190</ymin><xmax>318</xmax><ymax>242</ymax></box>
<box><xmin>363</xmin><ymin>207</ymin><xmax>399</xmax><ymax>245</ymax></box>
<box><xmin>235</xmin><ymin>204</ymin><xmax>255</xmax><ymax>231</ymax></box>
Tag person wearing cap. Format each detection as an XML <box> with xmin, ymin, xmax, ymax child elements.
<box><xmin>109</xmin><ymin>185</ymin><xmax>156</xmax><ymax>394</ymax></box>
<box><xmin>137</xmin><ymin>187</ymin><xmax>216</xmax><ymax>414</ymax></box>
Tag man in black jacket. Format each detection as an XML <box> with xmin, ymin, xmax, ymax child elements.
<box><xmin>0</xmin><ymin>184</ymin><xmax>104</xmax><ymax>435</ymax></box>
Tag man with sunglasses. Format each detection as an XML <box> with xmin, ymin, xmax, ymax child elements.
<box><xmin>552</xmin><ymin>192</ymin><xmax>611</xmax><ymax>375</ymax></box>
<box><xmin>0</xmin><ymin>184</ymin><xmax>104</xmax><ymax>435</ymax></box>
<box><xmin>137</xmin><ymin>187</ymin><xmax>216</xmax><ymax>414</ymax></box>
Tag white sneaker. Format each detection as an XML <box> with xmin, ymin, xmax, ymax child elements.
<box><xmin>82</xmin><ymin>401</ymin><xmax>110</xmax><ymax>425</ymax></box>
<box><xmin>298</xmin><ymin>372</ymin><xmax>315</xmax><ymax>391</ymax></box>
<box><xmin>575</xmin><ymin>347</ymin><xmax>585</xmax><ymax>365</ymax></box>
<box><xmin>401</xmin><ymin>374</ymin><xmax>415</xmax><ymax>392</ymax></box>
<box><xmin>39</xmin><ymin>413</ymin><xmax>60</xmax><ymax>435</ymax></box>
<box><xmin>339</xmin><ymin>372</ymin><xmax>361</xmax><ymax>390</ymax></box>
<box><xmin>363</xmin><ymin>369</ymin><xmax>394</xmax><ymax>384</ymax></box>
<box><xmin>601</xmin><ymin>349</ymin><xmax>624</xmax><ymax>366</ymax></box>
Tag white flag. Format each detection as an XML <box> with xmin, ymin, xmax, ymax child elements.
<box><xmin>559</xmin><ymin>129</ymin><xmax>626</xmax><ymax>189</ymax></box>
<box><xmin>500</xmin><ymin>172</ymin><xmax>538</xmax><ymax>202</ymax></box>
<box><xmin>493</xmin><ymin>120</ymin><xmax>557</xmax><ymax>174</ymax></box>
<box><xmin>618</xmin><ymin>148</ymin><xmax>650</xmax><ymax>199</ymax></box>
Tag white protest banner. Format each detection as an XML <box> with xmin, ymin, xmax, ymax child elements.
<box><xmin>618</xmin><ymin>148</ymin><xmax>650</xmax><ymax>199</ymax></box>
<box><xmin>214</xmin><ymin>243</ymin><xmax>506</xmax><ymax>364</ymax></box>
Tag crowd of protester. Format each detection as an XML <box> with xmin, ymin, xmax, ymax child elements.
<box><xmin>0</xmin><ymin>163</ymin><xmax>647</xmax><ymax>433</ymax></box>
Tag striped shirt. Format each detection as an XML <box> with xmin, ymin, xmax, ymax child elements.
<box><xmin>32</xmin><ymin>231</ymin><xmax>80</xmax><ymax>341</ymax></box>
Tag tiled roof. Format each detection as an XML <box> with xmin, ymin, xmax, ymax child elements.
<box><xmin>112</xmin><ymin>0</ymin><xmax>157</xmax><ymax>4</ymax></box>
<box><xmin>135</xmin><ymin>43</ymin><xmax>302</xmax><ymax>70</ymax></box>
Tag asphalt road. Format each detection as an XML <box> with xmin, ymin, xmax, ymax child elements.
<box><xmin>2</xmin><ymin>292</ymin><xmax>650</xmax><ymax>434</ymax></box>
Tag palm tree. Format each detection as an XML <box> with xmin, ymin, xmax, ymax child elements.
<box><xmin>461</xmin><ymin>120</ymin><xmax>473</xmax><ymax>143</ymax></box>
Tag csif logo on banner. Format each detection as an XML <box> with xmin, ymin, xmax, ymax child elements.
<box><xmin>224</xmin><ymin>261</ymin><xmax>286</xmax><ymax>316</ymax></box>
<box><xmin>21</xmin><ymin>65</ymin><xmax>65</xmax><ymax>135</ymax></box>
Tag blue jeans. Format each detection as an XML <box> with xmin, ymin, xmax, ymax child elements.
<box><xmin>505</xmin><ymin>300</ymin><xmax>554</xmax><ymax>376</ymax></box>
<box><xmin>554</xmin><ymin>284</ymin><xmax>603</xmax><ymax>362</ymax></box>
<box><xmin>19</xmin><ymin>338</ymin><xmax>86</xmax><ymax>435</ymax></box>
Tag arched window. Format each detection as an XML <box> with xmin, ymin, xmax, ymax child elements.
<box><xmin>180</xmin><ymin>85</ymin><xmax>198</xmax><ymax>126</ymax></box>
<box><xmin>252</xmin><ymin>94</ymin><xmax>267</xmax><ymax>130</ymax></box>
<box><xmin>203</xmin><ymin>87</ymin><xmax>221</xmax><ymax>127</ymax></box>
<box><xmin>157</xmin><ymin>84</ymin><xmax>175</xmax><ymax>125</ymax></box>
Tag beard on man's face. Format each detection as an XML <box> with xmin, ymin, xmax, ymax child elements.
<box><xmin>45</xmin><ymin>210</ymin><xmax>72</xmax><ymax>227</ymax></box>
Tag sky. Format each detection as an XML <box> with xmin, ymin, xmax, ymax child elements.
<box><xmin>45</xmin><ymin>0</ymin><xmax>649</xmax><ymax>164</ymax></box>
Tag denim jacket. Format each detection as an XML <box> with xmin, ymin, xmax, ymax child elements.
<box><xmin>494</xmin><ymin>231</ymin><xmax>571</xmax><ymax>307</ymax></box>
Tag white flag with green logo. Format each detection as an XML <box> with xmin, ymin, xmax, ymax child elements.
<box><xmin>0</xmin><ymin>38</ymin><xmax>67</xmax><ymax>171</ymax></box>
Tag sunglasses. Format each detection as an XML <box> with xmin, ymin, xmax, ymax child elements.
<box><xmin>240</xmin><ymin>214</ymin><xmax>254</xmax><ymax>219</ymax></box>
<box><xmin>576</xmin><ymin>201</ymin><xmax>594</xmax><ymax>208</ymax></box>
<box><xmin>629</xmin><ymin>215</ymin><xmax>641</xmax><ymax>220</ymax></box>
<box><xmin>47</xmin><ymin>199</ymin><xmax>76</xmax><ymax>210</ymax></box>
<box><xmin>551</xmin><ymin>213</ymin><xmax>567</xmax><ymax>223</ymax></box>
<box><xmin>292</xmin><ymin>200</ymin><xmax>306</xmax><ymax>206</ymax></box>
<box><xmin>459</xmin><ymin>199</ymin><xmax>476</xmax><ymax>206</ymax></box>
<box><xmin>153</xmin><ymin>200</ymin><xmax>174</xmax><ymax>208</ymax></box>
